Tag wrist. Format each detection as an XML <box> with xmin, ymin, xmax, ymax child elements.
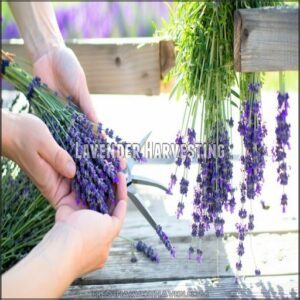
<box><xmin>27</xmin><ymin>34</ymin><xmax>65</xmax><ymax>63</ymax></box>
<box><xmin>8</xmin><ymin>2</ymin><xmax>65</xmax><ymax>63</ymax></box>
<box><xmin>40</xmin><ymin>222</ymin><xmax>83</xmax><ymax>284</ymax></box>
<box><xmin>2</xmin><ymin>222</ymin><xmax>83</xmax><ymax>298</ymax></box>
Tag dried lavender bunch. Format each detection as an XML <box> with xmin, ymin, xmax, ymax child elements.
<box><xmin>272</xmin><ymin>73</ymin><xmax>290</xmax><ymax>212</ymax></box>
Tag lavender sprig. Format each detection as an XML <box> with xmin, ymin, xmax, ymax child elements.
<box><xmin>156</xmin><ymin>225</ymin><xmax>176</xmax><ymax>257</ymax></box>
<box><xmin>236</xmin><ymin>80</ymin><xmax>267</xmax><ymax>276</ymax></box>
<box><xmin>272</xmin><ymin>90</ymin><xmax>290</xmax><ymax>212</ymax></box>
<box><xmin>135</xmin><ymin>240</ymin><xmax>160</xmax><ymax>263</ymax></box>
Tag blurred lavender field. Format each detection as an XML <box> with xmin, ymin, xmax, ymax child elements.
<box><xmin>2</xmin><ymin>2</ymin><xmax>171</xmax><ymax>39</ymax></box>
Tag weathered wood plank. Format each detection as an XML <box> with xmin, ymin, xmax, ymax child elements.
<box><xmin>63</xmin><ymin>275</ymin><xmax>299</xmax><ymax>299</ymax></box>
<box><xmin>76</xmin><ymin>232</ymin><xmax>297</xmax><ymax>284</ymax></box>
<box><xmin>2</xmin><ymin>38</ymin><xmax>175</xmax><ymax>95</ymax></box>
<box><xmin>234</xmin><ymin>6</ymin><xmax>299</xmax><ymax>72</ymax></box>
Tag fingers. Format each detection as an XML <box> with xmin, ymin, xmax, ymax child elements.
<box><xmin>111</xmin><ymin>200</ymin><xmax>127</xmax><ymax>237</ymax></box>
<box><xmin>116</xmin><ymin>172</ymin><xmax>127</xmax><ymax>201</ymax></box>
<box><xmin>39</xmin><ymin>130</ymin><xmax>76</xmax><ymax>179</ymax></box>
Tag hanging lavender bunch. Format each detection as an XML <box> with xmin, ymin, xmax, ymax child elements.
<box><xmin>236</xmin><ymin>79</ymin><xmax>267</xmax><ymax>276</ymax></box>
<box><xmin>272</xmin><ymin>74</ymin><xmax>290</xmax><ymax>212</ymax></box>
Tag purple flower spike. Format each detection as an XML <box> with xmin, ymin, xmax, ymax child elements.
<box><xmin>179</xmin><ymin>177</ymin><xmax>189</xmax><ymax>196</ymax></box>
<box><xmin>237</xmin><ymin>242</ymin><xmax>245</xmax><ymax>256</ymax></box>
<box><xmin>195</xmin><ymin>249</ymin><xmax>203</xmax><ymax>263</ymax></box>
<box><xmin>167</xmin><ymin>174</ymin><xmax>177</xmax><ymax>195</ymax></box>
<box><xmin>136</xmin><ymin>240</ymin><xmax>160</xmax><ymax>263</ymax></box>
<box><xmin>236</xmin><ymin>260</ymin><xmax>242</xmax><ymax>271</ymax></box>
<box><xmin>156</xmin><ymin>225</ymin><xmax>176</xmax><ymax>258</ymax></box>
<box><xmin>188</xmin><ymin>246</ymin><xmax>194</xmax><ymax>260</ymax></box>
<box><xmin>255</xmin><ymin>268</ymin><xmax>261</xmax><ymax>276</ymax></box>
<box><xmin>176</xmin><ymin>202</ymin><xmax>185</xmax><ymax>219</ymax></box>
<box><xmin>187</xmin><ymin>128</ymin><xmax>196</xmax><ymax>144</ymax></box>
<box><xmin>175</xmin><ymin>131</ymin><xmax>184</xmax><ymax>145</ymax></box>
<box><xmin>273</xmin><ymin>92</ymin><xmax>290</xmax><ymax>211</ymax></box>
<box><xmin>281</xmin><ymin>194</ymin><xmax>288</xmax><ymax>213</ymax></box>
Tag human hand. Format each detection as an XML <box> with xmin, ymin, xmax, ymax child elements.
<box><xmin>2</xmin><ymin>110</ymin><xmax>76</xmax><ymax>205</ymax></box>
<box><xmin>33</xmin><ymin>46</ymin><xmax>98</xmax><ymax>123</ymax></box>
<box><xmin>53</xmin><ymin>155</ymin><xmax>127</xmax><ymax>276</ymax></box>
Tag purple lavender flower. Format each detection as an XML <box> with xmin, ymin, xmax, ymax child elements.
<box><xmin>179</xmin><ymin>177</ymin><xmax>189</xmax><ymax>196</ymax></box>
<box><xmin>237</xmin><ymin>242</ymin><xmax>245</xmax><ymax>256</ymax></box>
<box><xmin>235</xmin><ymin>82</ymin><xmax>267</xmax><ymax>273</ymax></box>
<box><xmin>136</xmin><ymin>240</ymin><xmax>160</xmax><ymax>263</ymax></box>
<box><xmin>193</xmin><ymin>124</ymin><xmax>233</xmax><ymax>239</ymax></box>
<box><xmin>236</xmin><ymin>260</ymin><xmax>242</xmax><ymax>271</ymax></box>
<box><xmin>227</xmin><ymin>117</ymin><xmax>234</xmax><ymax>128</ymax></box>
<box><xmin>281</xmin><ymin>194</ymin><xmax>288</xmax><ymax>213</ymax></box>
<box><xmin>238</xmin><ymin>208</ymin><xmax>247</xmax><ymax>219</ymax></box>
<box><xmin>176</xmin><ymin>201</ymin><xmax>185</xmax><ymax>219</ymax></box>
<box><xmin>236</xmin><ymin>223</ymin><xmax>248</xmax><ymax>241</ymax></box>
<box><xmin>167</xmin><ymin>174</ymin><xmax>177</xmax><ymax>195</ymax></box>
<box><xmin>43</xmin><ymin>108</ymin><xmax>144</xmax><ymax>215</ymax></box>
<box><xmin>273</xmin><ymin>92</ymin><xmax>290</xmax><ymax>212</ymax></box>
<box><xmin>187</xmin><ymin>128</ymin><xmax>196</xmax><ymax>144</ymax></box>
<box><xmin>175</xmin><ymin>131</ymin><xmax>184</xmax><ymax>145</ymax></box>
<box><xmin>195</xmin><ymin>249</ymin><xmax>203</xmax><ymax>263</ymax></box>
<box><xmin>191</xmin><ymin>223</ymin><xmax>197</xmax><ymax>237</ymax></box>
<box><xmin>255</xmin><ymin>268</ymin><xmax>261</xmax><ymax>276</ymax></box>
<box><xmin>156</xmin><ymin>225</ymin><xmax>175</xmax><ymax>257</ymax></box>
<box><xmin>183</xmin><ymin>155</ymin><xmax>192</xmax><ymax>169</ymax></box>
<box><xmin>188</xmin><ymin>246</ymin><xmax>194</xmax><ymax>260</ymax></box>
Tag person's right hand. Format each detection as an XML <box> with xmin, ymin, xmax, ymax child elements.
<box><xmin>2</xmin><ymin>110</ymin><xmax>76</xmax><ymax>206</ymax></box>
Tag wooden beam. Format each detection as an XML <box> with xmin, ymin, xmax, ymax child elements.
<box><xmin>2</xmin><ymin>38</ymin><xmax>175</xmax><ymax>95</ymax></box>
<box><xmin>234</xmin><ymin>6</ymin><xmax>299</xmax><ymax>72</ymax></box>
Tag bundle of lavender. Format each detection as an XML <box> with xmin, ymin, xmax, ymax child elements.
<box><xmin>2</xmin><ymin>52</ymin><xmax>137</xmax><ymax>214</ymax></box>
<box><xmin>1</xmin><ymin>52</ymin><xmax>173</xmax><ymax>268</ymax></box>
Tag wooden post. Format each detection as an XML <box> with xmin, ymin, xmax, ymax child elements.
<box><xmin>234</xmin><ymin>6</ymin><xmax>299</xmax><ymax>72</ymax></box>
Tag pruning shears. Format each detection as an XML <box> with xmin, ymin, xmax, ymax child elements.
<box><xmin>123</xmin><ymin>131</ymin><xmax>168</xmax><ymax>231</ymax></box>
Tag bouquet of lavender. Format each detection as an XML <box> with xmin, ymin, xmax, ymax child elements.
<box><xmin>1</xmin><ymin>52</ymin><xmax>173</xmax><ymax>269</ymax></box>
<box><xmin>2</xmin><ymin>52</ymin><xmax>134</xmax><ymax>214</ymax></box>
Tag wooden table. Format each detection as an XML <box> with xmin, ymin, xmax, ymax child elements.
<box><xmin>63</xmin><ymin>163</ymin><xmax>298</xmax><ymax>299</ymax></box>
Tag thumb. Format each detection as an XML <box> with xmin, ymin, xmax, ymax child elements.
<box><xmin>39</xmin><ymin>131</ymin><xmax>76</xmax><ymax>179</ymax></box>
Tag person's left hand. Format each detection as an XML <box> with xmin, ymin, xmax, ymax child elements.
<box><xmin>33</xmin><ymin>46</ymin><xmax>98</xmax><ymax>123</ymax></box>
<box><xmin>53</xmin><ymin>157</ymin><xmax>127</xmax><ymax>276</ymax></box>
